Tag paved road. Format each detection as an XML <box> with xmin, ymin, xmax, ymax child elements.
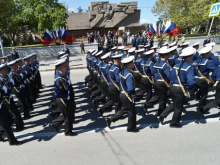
<box><xmin>1</xmin><ymin>69</ymin><xmax>220</xmax><ymax>164</ymax></box>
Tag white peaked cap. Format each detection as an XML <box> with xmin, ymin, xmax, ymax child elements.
<box><xmin>192</xmin><ymin>42</ymin><xmax>200</xmax><ymax>47</ymax></box>
<box><xmin>136</xmin><ymin>48</ymin><xmax>145</xmax><ymax>53</ymax></box>
<box><xmin>128</xmin><ymin>47</ymin><xmax>136</xmax><ymax>53</ymax></box>
<box><xmin>169</xmin><ymin>46</ymin><xmax>178</xmax><ymax>52</ymax></box>
<box><xmin>101</xmin><ymin>52</ymin><xmax>111</xmax><ymax>60</ymax></box>
<box><xmin>118</xmin><ymin>46</ymin><xmax>125</xmax><ymax>50</ymax></box>
<box><xmin>112</xmin><ymin>54</ymin><xmax>123</xmax><ymax>59</ymax></box>
<box><xmin>144</xmin><ymin>50</ymin><xmax>154</xmax><ymax>55</ymax></box>
<box><xmin>169</xmin><ymin>42</ymin><xmax>176</xmax><ymax>47</ymax></box>
<box><xmin>92</xmin><ymin>50</ymin><xmax>98</xmax><ymax>56</ymax></box>
<box><xmin>159</xmin><ymin>48</ymin><xmax>171</xmax><ymax>54</ymax></box>
<box><xmin>182</xmin><ymin>42</ymin><xmax>190</xmax><ymax>46</ymax></box>
<box><xmin>121</xmin><ymin>56</ymin><xmax>134</xmax><ymax>64</ymax></box>
<box><xmin>180</xmin><ymin>47</ymin><xmax>196</xmax><ymax>57</ymax></box>
<box><xmin>54</xmin><ymin>57</ymin><xmax>67</xmax><ymax>66</ymax></box>
<box><xmin>95</xmin><ymin>50</ymin><xmax>103</xmax><ymax>56</ymax></box>
<box><xmin>199</xmin><ymin>46</ymin><xmax>213</xmax><ymax>55</ymax></box>
<box><xmin>205</xmin><ymin>42</ymin><xmax>216</xmax><ymax>47</ymax></box>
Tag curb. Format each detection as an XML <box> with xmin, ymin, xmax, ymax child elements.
<box><xmin>39</xmin><ymin>66</ymin><xmax>87</xmax><ymax>72</ymax></box>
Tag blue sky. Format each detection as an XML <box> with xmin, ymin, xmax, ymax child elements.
<box><xmin>59</xmin><ymin>0</ymin><xmax>158</xmax><ymax>24</ymax></box>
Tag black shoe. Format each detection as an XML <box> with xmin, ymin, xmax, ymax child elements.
<box><xmin>49</xmin><ymin>112</ymin><xmax>55</xmax><ymax>120</ymax></box>
<box><xmin>16</xmin><ymin>126</ymin><xmax>24</xmax><ymax>131</ymax></box>
<box><xmin>65</xmin><ymin>132</ymin><xmax>78</xmax><ymax>136</ymax></box>
<box><xmin>127</xmin><ymin>128</ymin><xmax>139</xmax><ymax>133</ymax></box>
<box><xmin>23</xmin><ymin>114</ymin><xmax>31</xmax><ymax>119</ymax></box>
<box><xmin>98</xmin><ymin>110</ymin><xmax>103</xmax><ymax>117</ymax></box>
<box><xmin>196</xmin><ymin>111</ymin><xmax>202</xmax><ymax>120</ymax></box>
<box><xmin>143</xmin><ymin>104</ymin><xmax>149</xmax><ymax>114</ymax></box>
<box><xmin>10</xmin><ymin>141</ymin><xmax>23</xmax><ymax>146</ymax></box>
<box><xmin>107</xmin><ymin>119</ymin><xmax>111</xmax><ymax>128</ymax></box>
<box><xmin>169</xmin><ymin>124</ymin><xmax>182</xmax><ymax>128</ymax></box>
<box><xmin>159</xmin><ymin>117</ymin><xmax>164</xmax><ymax>125</ymax></box>
<box><xmin>0</xmin><ymin>137</ymin><xmax>5</xmax><ymax>142</ymax></box>
<box><xmin>52</xmin><ymin>124</ymin><xmax>60</xmax><ymax>133</ymax></box>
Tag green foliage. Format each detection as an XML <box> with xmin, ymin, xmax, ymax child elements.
<box><xmin>0</xmin><ymin>0</ymin><xmax>68</xmax><ymax>45</ymax></box>
<box><xmin>152</xmin><ymin>0</ymin><xmax>217</xmax><ymax>28</ymax></box>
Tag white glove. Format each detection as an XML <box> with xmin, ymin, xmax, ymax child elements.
<box><xmin>30</xmin><ymin>77</ymin><xmax>32</xmax><ymax>80</ymax></box>
<box><xmin>20</xmin><ymin>85</ymin><xmax>22</xmax><ymax>89</ymax></box>
<box><xmin>187</xmin><ymin>91</ymin><xmax>190</xmax><ymax>98</ymax></box>
<box><xmin>67</xmin><ymin>95</ymin><xmax>70</xmax><ymax>100</ymax></box>
<box><xmin>24</xmin><ymin>80</ymin><xmax>27</xmax><ymax>84</ymax></box>
<box><xmin>10</xmin><ymin>79</ymin><xmax>15</xmax><ymax>85</ymax></box>
<box><xmin>2</xmin><ymin>86</ymin><xmax>7</xmax><ymax>93</ymax></box>
<box><xmin>67</xmin><ymin>79</ymin><xmax>71</xmax><ymax>85</ymax></box>
<box><xmin>9</xmin><ymin>94</ymin><xmax>13</xmax><ymax>98</ymax></box>
<box><xmin>20</xmin><ymin>74</ymin><xmax>24</xmax><ymax>79</ymax></box>
<box><xmin>68</xmin><ymin>90</ymin><xmax>70</xmax><ymax>94</ymax></box>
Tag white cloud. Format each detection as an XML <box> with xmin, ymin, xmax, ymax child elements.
<box><xmin>140</xmin><ymin>18</ymin><xmax>151</xmax><ymax>24</ymax></box>
<box><xmin>68</xmin><ymin>8</ymin><xmax>75</xmax><ymax>13</ymax></box>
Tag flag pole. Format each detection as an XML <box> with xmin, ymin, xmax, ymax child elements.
<box><xmin>0</xmin><ymin>36</ymin><xmax>4</xmax><ymax>57</ymax></box>
<box><xmin>208</xmin><ymin>16</ymin><xmax>215</xmax><ymax>36</ymax></box>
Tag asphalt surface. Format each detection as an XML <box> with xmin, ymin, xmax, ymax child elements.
<box><xmin>1</xmin><ymin>47</ymin><xmax>220</xmax><ymax>164</ymax></box>
<box><xmin>1</xmin><ymin>69</ymin><xmax>220</xmax><ymax>165</ymax></box>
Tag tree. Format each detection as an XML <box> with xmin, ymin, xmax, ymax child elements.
<box><xmin>0</xmin><ymin>0</ymin><xmax>68</xmax><ymax>45</ymax></box>
<box><xmin>152</xmin><ymin>0</ymin><xmax>216</xmax><ymax>31</ymax></box>
<box><xmin>77</xmin><ymin>6</ymin><xmax>83</xmax><ymax>13</ymax></box>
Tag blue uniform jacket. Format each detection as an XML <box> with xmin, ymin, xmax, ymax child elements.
<box><xmin>140</xmin><ymin>58</ymin><xmax>153</xmax><ymax>76</ymax></box>
<box><xmin>171</xmin><ymin>62</ymin><xmax>195</xmax><ymax>90</ymax></box>
<box><xmin>193</xmin><ymin>58</ymin><xmax>216</xmax><ymax>78</ymax></box>
<box><xmin>108</xmin><ymin>64</ymin><xmax>121</xmax><ymax>87</ymax></box>
<box><xmin>194</xmin><ymin>52</ymin><xmax>200</xmax><ymax>61</ymax></box>
<box><xmin>54</xmin><ymin>71</ymin><xmax>69</xmax><ymax>99</ymax></box>
<box><xmin>120</xmin><ymin>68</ymin><xmax>135</xmax><ymax>95</ymax></box>
<box><xmin>133</xmin><ymin>55</ymin><xmax>143</xmax><ymax>72</ymax></box>
<box><xmin>99</xmin><ymin>61</ymin><xmax>111</xmax><ymax>82</ymax></box>
<box><xmin>152</xmin><ymin>60</ymin><xmax>171</xmax><ymax>82</ymax></box>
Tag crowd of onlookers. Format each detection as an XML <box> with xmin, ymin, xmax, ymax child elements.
<box><xmin>86</xmin><ymin>29</ymin><xmax>156</xmax><ymax>51</ymax></box>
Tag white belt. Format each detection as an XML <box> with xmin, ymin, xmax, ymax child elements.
<box><xmin>133</xmin><ymin>71</ymin><xmax>139</xmax><ymax>73</ymax></box>
<box><xmin>155</xmin><ymin>79</ymin><xmax>164</xmax><ymax>82</ymax></box>
<box><xmin>172</xmin><ymin>84</ymin><xmax>181</xmax><ymax>87</ymax></box>
<box><xmin>195</xmin><ymin>76</ymin><xmax>204</xmax><ymax>79</ymax></box>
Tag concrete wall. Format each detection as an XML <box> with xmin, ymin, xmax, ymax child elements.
<box><xmin>0</xmin><ymin>43</ymin><xmax>98</xmax><ymax>58</ymax></box>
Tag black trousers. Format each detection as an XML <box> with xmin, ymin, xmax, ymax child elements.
<box><xmin>142</xmin><ymin>77</ymin><xmax>152</xmax><ymax>102</ymax></box>
<box><xmin>205</xmin><ymin>82</ymin><xmax>220</xmax><ymax>110</ymax></box>
<box><xmin>154</xmin><ymin>81</ymin><xmax>168</xmax><ymax>115</ymax></box>
<box><xmin>133</xmin><ymin>72</ymin><xmax>142</xmax><ymax>87</ymax></box>
<box><xmin>110</xmin><ymin>93</ymin><xmax>136</xmax><ymax>130</ymax></box>
<box><xmin>0</xmin><ymin>104</ymin><xmax>18</xmax><ymax>144</ymax></box>
<box><xmin>12</xmin><ymin>87</ymin><xmax>30</xmax><ymax>117</ymax></box>
<box><xmin>160</xmin><ymin>86</ymin><xmax>185</xmax><ymax>125</ymax></box>
<box><xmin>196</xmin><ymin>79</ymin><xmax>209</xmax><ymax>112</ymax></box>
<box><xmin>100</xmin><ymin>85</ymin><xmax>120</xmax><ymax>112</ymax></box>
<box><xmin>95</xmin><ymin>81</ymin><xmax>108</xmax><ymax>101</ymax></box>
<box><xmin>52</xmin><ymin>98</ymin><xmax>74</xmax><ymax>134</ymax></box>
<box><xmin>35</xmin><ymin>71</ymin><xmax>43</xmax><ymax>88</ymax></box>
<box><xmin>3</xmin><ymin>97</ymin><xmax>24</xmax><ymax>129</ymax></box>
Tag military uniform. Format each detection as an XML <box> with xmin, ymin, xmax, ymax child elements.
<box><xmin>159</xmin><ymin>47</ymin><xmax>196</xmax><ymax>127</ymax></box>
<box><xmin>193</xmin><ymin>46</ymin><xmax>216</xmax><ymax>119</ymax></box>
<box><xmin>108</xmin><ymin>56</ymin><xmax>138</xmax><ymax>132</ymax></box>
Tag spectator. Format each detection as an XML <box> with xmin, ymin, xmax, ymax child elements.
<box><xmin>203</xmin><ymin>35</ymin><xmax>211</xmax><ymax>46</ymax></box>
<box><xmin>127</xmin><ymin>29</ymin><xmax>131</xmax><ymax>42</ymax></box>
<box><xmin>11</xmin><ymin>48</ymin><xmax>20</xmax><ymax>60</ymax></box>
<box><xmin>80</xmin><ymin>41</ymin><xmax>85</xmax><ymax>54</ymax></box>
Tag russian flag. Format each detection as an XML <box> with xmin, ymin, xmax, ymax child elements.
<box><xmin>165</xmin><ymin>23</ymin><xmax>176</xmax><ymax>33</ymax></box>
<box><xmin>161</xmin><ymin>21</ymin><xmax>166</xmax><ymax>33</ymax></box>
